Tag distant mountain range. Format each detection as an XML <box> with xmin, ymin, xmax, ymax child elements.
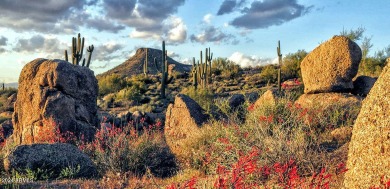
<box><xmin>97</xmin><ymin>48</ymin><xmax>191</xmax><ymax>79</ymax></box>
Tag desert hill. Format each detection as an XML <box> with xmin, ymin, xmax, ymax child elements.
<box><xmin>97</xmin><ymin>48</ymin><xmax>191</xmax><ymax>79</ymax></box>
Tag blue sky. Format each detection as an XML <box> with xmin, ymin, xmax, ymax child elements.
<box><xmin>0</xmin><ymin>0</ymin><xmax>389</xmax><ymax>83</ymax></box>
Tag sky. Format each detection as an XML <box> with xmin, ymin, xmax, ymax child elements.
<box><xmin>0</xmin><ymin>0</ymin><xmax>389</xmax><ymax>83</ymax></box>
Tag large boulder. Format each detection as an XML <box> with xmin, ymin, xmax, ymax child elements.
<box><xmin>4</xmin><ymin>143</ymin><xmax>98</xmax><ymax>179</ymax></box>
<box><xmin>344</xmin><ymin>65</ymin><xmax>390</xmax><ymax>188</ymax></box>
<box><xmin>300</xmin><ymin>36</ymin><xmax>362</xmax><ymax>94</ymax></box>
<box><xmin>12</xmin><ymin>58</ymin><xmax>98</xmax><ymax>145</ymax></box>
<box><xmin>164</xmin><ymin>94</ymin><xmax>209</xmax><ymax>156</ymax></box>
<box><xmin>351</xmin><ymin>75</ymin><xmax>377</xmax><ymax>96</ymax></box>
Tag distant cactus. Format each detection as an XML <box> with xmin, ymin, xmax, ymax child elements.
<box><xmin>161</xmin><ymin>41</ymin><xmax>166</xmax><ymax>98</ymax></box>
<box><xmin>193</xmin><ymin>47</ymin><xmax>213</xmax><ymax>89</ymax></box>
<box><xmin>277</xmin><ymin>40</ymin><xmax>282</xmax><ymax>94</ymax></box>
<box><xmin>64</xmin><ymin>33</ymin><xmax>94</xmax><ymax>68</ymax></box>
<box><xmin>86</xmin><ymin>45</ymin><xmax>94</xmax><ymax>68</ymax></box>
<box><xmin>192</xmin><ymin>57</ymin><xmax>198</xmax><ymax>89</ymax></box>
<box><xmin>2</xmin><ymin>83</ymin><xmax>4</xmax><ymax>90</ymax></box>
<box><xmin>144</xmin><ymin>48</ymin><xmax>149</xmax><ymax>77</ymax></box>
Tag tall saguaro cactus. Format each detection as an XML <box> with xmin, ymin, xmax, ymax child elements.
<box><xmin>192</xmin><ymin>57</ymin><xmax>198</xmax><ymax>89</ymax></box>
<box><xmin>161</xmin><ymin>41</ymin><xmax>166</xmax><ymax>99</ymax></box>
<box><xmin>277</xmin><ymin>40</ymin><xmax>282</xmax><ymax>94</ymax></box>
<box><xmin>144</xmin><ymin>48</ymin><xmax>149</xmax><ymax>77</ymax></box>
<box><xmin>64</xmin><ymin>33</ymin><xmax>94</xmax><ymax>68</ymax></box>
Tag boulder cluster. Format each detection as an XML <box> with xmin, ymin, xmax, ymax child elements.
<box><xmin>4</xmin><ymin>58</ymin><xmax>99</xmax><ymax>179</ymax></box>
<box><xmin>296</xmin><ymin>35</ymin><xmax>388</xmax><ymax>187</ymax></box>
<box><xmin>297</xmin><ymin>36</ymin><xmax>364</xmax><ymax>112</ymax></box>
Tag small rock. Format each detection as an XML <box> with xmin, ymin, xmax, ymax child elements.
<box><xmin>228</xmin><ymin>94</ymin><xmax>245</xmax><ymax>110</ymax></box>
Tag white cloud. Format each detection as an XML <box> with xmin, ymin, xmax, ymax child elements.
<box><xmin>203</xmin><ymin>13</ymin><xmax>213</xmax><ymax>24</ymax></box>
<box><xmin>130</xmin><ymin>15</ymin><xmax>187</xmax><ymax>44</ymax></box>
<box><xmin>228</xmin><ymin>52</ymin><xmax>275</xmax><ymax>67</ymax></box>
<box><xmin>165</xmin><ymin>16</ymin><xmax>187</xmax><ymax>44</ymax></box>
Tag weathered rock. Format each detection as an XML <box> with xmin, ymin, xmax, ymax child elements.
<box><xmin>254</xmin><ymin>89</ymin><xmax>279</xmax><ymax>108</ymax></box>
<box><xmin>12</xmin><ymin>58</ymin><xmax>98</xmax><ymax>145</ymax></box>
<box><xmin>300</xmin><ymin>36</ymin><xmax>362</xmax><ymax>94</ymax></box>
<box><xmin>164</xmin><ymin>94</ymin><xmax>209</xmax><ymax>156</ymax></box>
<box><xmin>344</xmin><ymin>64</ymin><xmax>390</xmax><ymax>188</ymax></box>
<box><xmin>0</xmin><ymin>119</ymin><xmax>13</xmax><ymax>141</ymax></box>
<box><xmin>228</xmin><ymin>94</ymin><xmax>245</xmax><ymax>110</ymax></box>
<box><xmin>245</xmin><ymin>92</ymin><xmax>259</xmax><ymax>103</ymax></box>
<box><xmin>4</xmin><ymin>143</ymin><xmax>98</xmax><ymax>179</ymax></box>
<box><xmin>352</xmin><ymin>75</ymin><xmax>377</xmax><ymax>96</ymax></box>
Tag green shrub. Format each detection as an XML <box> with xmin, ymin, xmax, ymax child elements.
<box><xmin>259</xmin><ymin>65</ymin><xmax>278</xmax><ymax>83</ymax></box>
<box><xmin>115</xmin><ymin>86</ymin><xmax>142</xmax><ymax>103</ymax></box>
<box><xmin>212</xmin><ymin>58</ymin><xmax>241</xmax><ymax>79</ymax></box>
<box><xmin>98</xmin><ymin>74</ymin><xmax>127</xmax><ymax>96</ymax></box>
<box><xmin>181</xmin><ymin>86</ymin><xmax>214</xmax><ymax>113</ymax></box>
<box><xmin>281</xmin><ymin>50</ymin><xmax>307</xmax><ymax>80</ymax></box>
<box><xmin>80</xmin><ymin>123</ymin><xmax>177</xmax><ymax>178</ymax></box>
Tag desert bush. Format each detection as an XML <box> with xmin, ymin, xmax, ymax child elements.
<box><xmin>212</xmin><ymin>58</ymin><xmax>241</xmax><ymax>79</ymax></box>
<box><xmin>80</xmin><ymin>122</ymin><xmax>178</xmax><ymax>178</ymax></box>
<box><xmin>171</xmin><ymin>93</ymin><xmax>360</xmax><ymax>188</ymax></box>
<box><xmin>181</xmin><ymin>86</ymin><xmax>214</xmax><ymax>113</ymax></box>
<box><xmin>115</xmin><ymin>86</ymin><xmax>142</xmax><ymax>103</ymax></box>
<box><xmin>129</xmin><ymin>104</ymin><xmax>154</xmax><ymax>113</ymax></box>
<box><xmin>98</xmin><ymin>74</ymin><xmax>127</xmax><ymax>96</ymax></box>
<box><xmin>259</xmin><ymin>65</ymin><xmax>278</xmax><ymax>83</ymax></box>
<box><xmin>281</xmin><ymin>50</ymin><xmax>307</xmax><ymax>80</ymax></box>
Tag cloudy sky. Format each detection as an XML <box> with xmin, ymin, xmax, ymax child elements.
<box><xmin>0</xmin><ymin>0</ymin><xmax>389</xmax><ymax>83</ymax></box>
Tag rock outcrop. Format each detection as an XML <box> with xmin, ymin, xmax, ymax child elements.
<box><xmin>12</xmin><ymin>58</ymin><xmax>98</xmax><ymax>145</ymax></box>
<box><xmin>300</xmin><ymin>36</ymin><xmax>362</xmax><ymax>94</ymax></box>
<box><xmin>4</xmin><ymin>143</ymin><xmax>97</xmax><ymax>179</ymax></box>
<box><xmin>164</xmin><ymin>94</ymin><xmax>209</xmax><ymax>155</ymax></box>
<box><xmin>344</xmin><ymin>64</ymin><xmax>390</xmax><ymax>188</ymax></box>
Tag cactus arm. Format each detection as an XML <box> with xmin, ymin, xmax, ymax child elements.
<box><xmin>86</xmin><ymin>45</ymin><xmax>94</xmax><ymax>68</ymax></box>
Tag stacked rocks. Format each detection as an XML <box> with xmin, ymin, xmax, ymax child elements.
<box><xmin>296</xmin><ymin>36</ymin><xmax>363</xmax><ymax>114</ymax></box>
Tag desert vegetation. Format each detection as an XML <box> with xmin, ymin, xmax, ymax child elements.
<box><xmin>0</xmin><ymin>27</ymin><xmax>389</xmax><ymax>189</ymax></box>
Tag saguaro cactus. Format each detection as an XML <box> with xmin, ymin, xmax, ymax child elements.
<box><xmin>161</xmin><ymin>41</ymin><xmax>166</xmax><ymax>99</ymax></box>
<box><xmin>144</xmin><ymin>48</ymin><xmax>149</xmax><ymax>76</ymax></box>
<box><xmin>277</xmin><ymin>40</ymin><xmax>282</xmax><ymax>94</ymax></box>
<box><xmin>86</xmin><ymin>45</ymin><xmax>94</xmax><ymax>67</ymax></box>
<box><xmin>64</xmin><ymin>33</ymin><xmax>94</xmax><ymax>68</ymax></box>
<box><xmin>2</xmin><ymin>83</ymin><xmax>4</xmax><ymax>90</ymax></box>
<box><xmin>192</xmin><ymin>57</ymin><xmax>198</xmax><ymax>89</ymax></box>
